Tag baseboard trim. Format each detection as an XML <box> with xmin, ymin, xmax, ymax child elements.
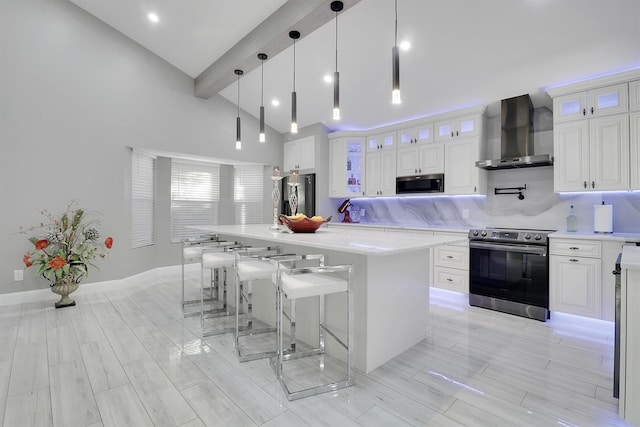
<box><xmin>0</xmin><ymin>265</ymin><xmax>198</xmax><ymax>307</ymax></box>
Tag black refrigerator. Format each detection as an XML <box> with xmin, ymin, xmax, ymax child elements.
<box><xmin>281</xmin><ymin>173</ymin><xmax>316</xmax><ymax>217</ymax></box>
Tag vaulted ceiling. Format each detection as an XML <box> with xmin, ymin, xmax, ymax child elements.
<box><xmin>69</xmin><ymin>0</ymin><xmax>640</xmax><ymax>134</ymax></box>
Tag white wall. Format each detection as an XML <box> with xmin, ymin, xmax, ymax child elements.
<box><xmin>0</xmin><ymin>0</ymin><xmax>284</xmax><ymax>293</ymax></box>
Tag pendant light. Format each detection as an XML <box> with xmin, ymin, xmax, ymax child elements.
<box><xmin>331</xmin><ymin>1</ymin><xmax>343</xmax><ymax>121</ymax></box>
<box><xmin>234</xmin><ymin>69</ymin><xmax>243</xmax><ymax>150</ymax></box>
<box><xmin>392</xmin><ymin>0</ymin><xmax>401</xmax><ymax>104</ymax></box>
<box><xmin>258</xmin><ymin>53</ymin><xmax>268</xmax><ymax>143</ymax></box>
<box><xmin>289</xmin><ymin>30</ymin><xmax>300</xmax><ymax>134</ymax></box>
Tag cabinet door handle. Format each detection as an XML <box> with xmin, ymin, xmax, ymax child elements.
<box><xmin>583</xmin><ymin>181</ymin><xmax>587</xmax><ymax>189</ymax></box>
<box><xmin>419</xmin><ymin>168</ymin><xmax>422</xmax><ymax>173</ymax></box>
<box><xmin>456</xmin><ymin>131</ymin><xmax>459</xmax><ymax>136</ymax></box>
<box><xmin>446</xmin><ymin>255</ymin><xmax>454</xmax><ymax>259</ymax></box>
<box><xmin>583</xmin><ymin>108</ymin><xmax>586</xmax><ymax>116</ymax></box>
<box><xmin>446</xmin><ymin>278</ymin><xmax>453</xmax><ymax>282</ymax></box>
<box><xmin>474</xmin><ymin>186</ymin><xmax>477</xmax><ymax>192</ymax></box>
<box><xmin>414</xmin><ymin>169</ymin><xmax>418</xmax><ymax>173</ymax></box>
<box><xmin>591</xmin><ymin>107</ymin><xmax>594</xmax><ymax>114</ymax></box>
<box><xmin>591</xmin><ymin>181</ymin><xmax>595</xmax><ymax>189</ymax></box>
<box><xmin>451</xmin><ymin>131</ymin><xmax>454</xmax><ymax>138</ymax></box>
<box><xmin>569</xmin><ymin>259</ymin><xmax>579</xmax><ymax>262</ymax></box>
<box><xmin>569</xmin><ymin>247</ymin><xmax>579</xmax><ymax>250</ymax></box>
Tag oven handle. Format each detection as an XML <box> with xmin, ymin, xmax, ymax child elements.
<box><xmin>469</xmin><ymin>241</ymin><xmax>548</xmax><ymax>256</ymax></box>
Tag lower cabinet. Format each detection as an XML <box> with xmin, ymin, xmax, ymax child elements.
<box><xmin>430</xmin><ymin>231</ymin><xmax>469</xmax><ymax>293</ymax></box>
<box><xmin>550</xmin><ymin>255</ymin><xmax>602</xmax><ymax>318</ymax></box>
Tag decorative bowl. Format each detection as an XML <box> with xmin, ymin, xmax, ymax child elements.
<box><xmin>279</xmin><ymin>214</ymin><xmax>332</xmax><ymax>233</ymax></box>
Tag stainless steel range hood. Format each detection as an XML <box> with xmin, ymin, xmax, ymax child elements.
<box><xmin>476</xmin><ymin>94</ymin><xmax>553</xmax><ymax>170</ymax></box>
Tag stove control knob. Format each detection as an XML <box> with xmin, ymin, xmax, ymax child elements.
<box><xmin>524</xmin><ymin>233</ymin><xmax>531</xmax><ymax>240</ymax></box>
<box><xmin>534</xmin><ymin>234</ymin><xmax>542</xmax><ymax>240</ymax></box>
<box><xmin>480</xmin><ymin>230</ymin><xmax>487</xmax><ymax>237</ymax></box>
<box><xmin>472</xmin><ymin>230</ymin><xmax>479</xmax><ymax>236</ymax></box>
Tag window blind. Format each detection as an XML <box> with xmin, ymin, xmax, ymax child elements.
<box><xmin>234</xmin><ymin>165</ymin><xmax>264</xmax><ymax>225</ymax></box>
<box><xmin>131</xmin><ymin>150</ymin><xmax>155</xmax><ymax>248</ymax></box>
<box><xmin>171</xmin><ymin>159</ymin><xmax>220</xmax><ymax>241</ymax></box>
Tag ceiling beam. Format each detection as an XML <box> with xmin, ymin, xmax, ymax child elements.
<box><xmin>194</xmin><ymin>0</ymin><xmax>361</xmax><ymax>99</ymax></box>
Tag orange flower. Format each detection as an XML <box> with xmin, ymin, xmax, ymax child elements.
<box><xmin>23</xmin><ymin>254</ymin><xmax>33</xmax><ymax>267</ymax></box>
<box><xmin>105</xmin><ymin>237</ymin><xmax>113</xmax><ymax>249</ymax></box>
<box><xmin>48</xmin><ymin>256</ymin><xmax>66</xmax><ymax>269</ymax></box>
<box><xmin>35</xmin><ymin>239</ymin><xmax>48</xmax><ymax>250</ymax></box>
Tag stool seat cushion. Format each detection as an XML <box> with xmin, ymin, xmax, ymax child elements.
<box><xmin>202</xmin><ymin>251</ymin><xmax>235</xmax><ymax>268</ymax></box>
<box><xmin>237</xmin><ymin>260</ymin><xmax>277</xmax><ymax>281</ymax></box>
<box><xmin>279</xmin><ymin>272</ymin><xmax>347</xmax><ymax>300</ymax></box>
<box><xmin>183</xmin><ymin>247</ymin><xmax>202</xmax><ymax>262</ymax></box>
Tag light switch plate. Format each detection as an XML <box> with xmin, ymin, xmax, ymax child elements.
<box><xmin>14</xmin><ymin>269</ymin><xmax>24</xmax><ymax>281</ymax></box>
<box><xmin>462</xmin><ymin>209</ymin><xmax>469</xmax><ymax>219</ymax></box>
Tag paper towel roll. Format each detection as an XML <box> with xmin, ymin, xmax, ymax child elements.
<box><xmin>594</xmin><ymin>203</ymin><xmax>613</xmax><ymax>233</ymax></box>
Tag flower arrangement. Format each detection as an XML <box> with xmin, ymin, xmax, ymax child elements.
<box><xmin>20</xmin><ymin>201</ymin><xmax>113</xmax><ymax>285</ymax></box>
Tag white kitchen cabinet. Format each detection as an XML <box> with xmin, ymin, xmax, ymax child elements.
<box><xmin>430</xmin><ymin>231</ymin><xmax>469</xmax><ymax>293</ymax></box>
<box><xmin>397</xmin><ymin>123</ymin><xmax>433</xmax><ymax>148</ymax></box>
<box><xmin>553</xmin><ymin>114</ymin><xmax>629</xmax><ymax>192</ymax></box>
<box><xmin>553</xmin><ymin>83</ymin><xmax>628</xmax><ymax>123</ymax></box>
<box><xmin>444</xmin><ymin>138</ymin><xmax>486</xmax><ymax>194</ymax></box>
<box><xmin>284</xmin><ymin>136</ymin><xmax>315</xmax><ymax>171</ymax></box>
<box><xmin>366</xmin><ymin>132</ymin><xmax>396</xmax><ymax>152</ymax></box>
<box><xmin>396</xmin><ymin>142</ymin><xmax>444</xmax><ymax>177</ymax></box>
<box><xmin>365</xmin><ymin>150</ymin><xmax>396</xmax><ymax>196</ymax></box>
<box><xmin>329</xmin><ymin>136</ymin><xmax>365</xmax><ymax>198</ymax></box>
<box><xmin>550</xmin><ymin>238</ymin><xmax>602</xmax><ymax>319</ymax></box>
<box><xmin>434</xmin><ymin>113</ymin><xmax>481</xmax><ymax>142</ymax></box>
<box><xmin>631</xmin><ymin>111</ymin><xmax>640</xmax><ymax>189</ymax></box>
<box><xmin>630</xmin><ymin>80</ymin><xmax>640</xmax><ymax>111</ymax></box>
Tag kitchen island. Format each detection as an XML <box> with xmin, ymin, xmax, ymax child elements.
<box><xmin>194</xmin><ymin>224</ymin><xmax>465</xmax><ymax>373</ymax></box>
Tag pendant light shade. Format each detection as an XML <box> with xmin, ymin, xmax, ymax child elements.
<box><xmin>331</xmin><ymin>1</ymin><xmax>343</xmax><ymax>121</ymax></box>
<box><xmin>392</xmin><ymin>0</ymin><xmax>401</xmax><ymax>104</ymax></box>
<box><xmin>234</xmin><ymin>69</ymin><xmax>243</xmax><ymax>150</ymax></box>
<box><xmin>289</xmin><ymin>30</ymin><xmax>300</xmax><ymax>134</ymax></box>
<box><xmin>258</xmin><ymin>53</ymin><xmax>268</xmax><ymax>143</ymax></box>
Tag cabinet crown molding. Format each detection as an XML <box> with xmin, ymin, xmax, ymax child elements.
<box><xmin>546</xmin><ymin>69</ymin><xmax>640</xmax><ymax>98</ymax></box>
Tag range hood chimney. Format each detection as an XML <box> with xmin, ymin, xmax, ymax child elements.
<box><xmin>476</xmin><ymin>94</ymin><xmax>553</xmax><ymax>170</ymax></box>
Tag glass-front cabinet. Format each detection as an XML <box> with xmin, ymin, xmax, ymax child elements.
<box><xmin>329</xmin><ymin>136</ymin><xmax>365</xmax><ymax>198</ymax></box>
<box><xmin>553</xmin><ymin>83</ymin><xmax>628</xmax><ymax>123</ymax></box>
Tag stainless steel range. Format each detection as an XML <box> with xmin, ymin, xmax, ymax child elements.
<box><xmin>468</xmin><ymin>228</ymin><xmax>554</xmax><ymax>322</ymax></box>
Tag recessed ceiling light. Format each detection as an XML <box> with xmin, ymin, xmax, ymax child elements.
<box><xmin>324</xmin><ymin>74</ymin><xmax>333</xmax><ymax>83</ymax></box>
<box><xmin>400</xmin><ymin>40</ymin><xmax>411</xmax><ymax>50</ymax></box>
<box><xmin>148</xmin><ymin>13</ymin><xmax>159</xmax><ymax>23</ymax></box>
<box><xmin>271</xmin><ymin>99</ymin><xmax>280</xmax><ymax>107</ymax></box>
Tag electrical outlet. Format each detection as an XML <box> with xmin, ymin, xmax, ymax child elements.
<box><xmin>462</xmin><ymin>209</ymin><xmax>469</xmax><ymax>219</ymax></box>
<box><xmin>14</xmin><ymin>269</ymin><xmax>24</xmax><ymax>281</ymax></box>
<box><xmin>360</xmin><ymin>208</ymin><xmax>365</xmax><ymax>217</ymax></box>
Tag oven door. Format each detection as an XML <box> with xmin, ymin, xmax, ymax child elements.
<box><xmin>469</xmin><ymin>241</ymin><xmax>549</xmax><ymax>308</ymax></box>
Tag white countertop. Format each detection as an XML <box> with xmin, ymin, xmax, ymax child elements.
<box><xmin>327</xmin><ymin>222</ymin><xmax>471</xmax><ymax>234</ymax></box>
<box><xmin>192</xmin><ymin>224</ymin><xmax>466</xmax><ymax>256</ymax></box>
<box><xmin>550</xmin><ymin>231</ymin><xmax>640</xmax><ymax>242</ymax></box>
<box><xmin>622</xmin><ymin>245</ymin><xmax>640</xmax><ymax>271</ymax></box>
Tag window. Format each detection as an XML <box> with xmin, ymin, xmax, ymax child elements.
<box><xmin>234</xmin><ymin>165</ymin><xmax>264</xmax><ymax>224</ymax></box>
<box><xmin>131</xmin><ymin>150</ymin><xmax>155</xmax><ymax>248</ymax></box>
<box><xmin>171</xmin><ymin>159</ymin><xmax>220</xmax><ymax>241</ymax></box>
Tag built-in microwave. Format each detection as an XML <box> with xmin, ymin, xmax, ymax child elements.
<box><xmin>396</xmin><ymin>173</ymin><xmax>444</xmax><ymax>194</ymax></box>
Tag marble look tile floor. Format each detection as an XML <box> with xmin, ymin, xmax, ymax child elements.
<box><xmin>0</xmin><ymin>272</ymin><xmax>631</xmax><ymax>427</ymax></box>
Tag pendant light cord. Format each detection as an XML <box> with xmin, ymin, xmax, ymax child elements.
<box><xmin>292</xmin><ymin>38</ymin><xmax>296</xmax><ymax>91</ymax></box>
<box><xmin>261</xmin><ymin>58</ymin><xmax>264</xmax><ymax>106</ymax></box>
<box><xmin>335</xmin><ymin>11</ymin><xmax>338</xmax><ymax>72</ymax></box>
<box><xmin>394</xmin><ymin>0</ymin><xmax>398</xmax><ymax>46</ymax></box>
<box><xmin>236</xmin><ymin>73</ymin><xmax>240</xmax><ymax>116</ymax></box>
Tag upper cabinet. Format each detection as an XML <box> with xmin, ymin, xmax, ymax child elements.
<box><xmin>329</xmin><ymin>136</ymin><xmax>365</xmax><ymax>198</ymax></box>
<box><xmin>284</xmin><ymin>136</ymin><xmax>315</xmax><ymax>171</ymax></box>
<box><xmin>631</xmin><ymin>111</ymin><xmax>640</xmax><ymax>189</ymax></box>
<box><xmin>365</xmin><ymin>150</ymin><xmax>396</xmax><ymax>197</ymax></box>
<box><xmin>366</xmin><ymin>132</ymin><xmax>396</xmax><ymax>152</ymax></box>
<box><xmin>444</xmin><ymin>138</ymin><xmax>486</xmax><ymax>195</ymax></box>
<box><xmin>630</xmin><ymin>80</ymin><xmax>640</xmax><ymax>111</ymax></box>
<box><xmin>396</xmin><ymin>122</ymin><xmax>443</xmax><ymax>176</ymax></box>
<box><xmin>553</xmin><ymin>83</ymin><xmax>628</xmax><ymax>123</ymax></box>
<box><xmin>548</xmin><ymin>72</ymin><xmax>640</xmax><ymax>193</ymax></box>
<box><xmin>435</xmin><ymin>114</ymin><xmax>481</xmax><ymax>141</ymax></box>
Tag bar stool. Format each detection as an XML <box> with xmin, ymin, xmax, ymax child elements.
<box><xmin>234</xmin><ymin>246</ymin><xmax>291</xmax><ymax>362</ymax></box>
<box><xmin>181</xmin><ymin>235</ymin><xmax>221</xmax><ymax>317</ymax></box>
<box><xmin>273</xmin><ymin>258</ymin><xmax>354</xmax><ymax>401</ymax></box>
<box><xmin>200</xmin><ymin>243</ymin><xmax>247</xmax><ymax>337</ymax></box>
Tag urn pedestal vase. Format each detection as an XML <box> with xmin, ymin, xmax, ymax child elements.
<box><xmin>50</xmin><ymin>274</ymin><xmax>79</xmax><ymax>308</ymax></box>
